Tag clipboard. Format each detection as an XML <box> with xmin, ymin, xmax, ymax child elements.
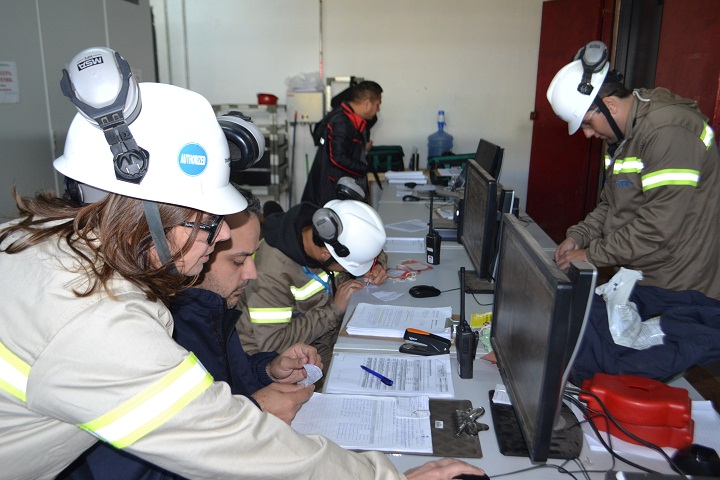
<box><xmin>429</xmin><ymin>399</ymin><xmax>483</xmax><ymax>458</ymax></box>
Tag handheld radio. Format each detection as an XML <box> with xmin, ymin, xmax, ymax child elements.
<box><xmin>426</xmin><ymin>193</ymin><xmax>442</xmax><ymax>265</ymax></box>
<box><xmin>456</xmin><ymin>267</ymin><xmax>479</xmax><ymax>378</ymax></box>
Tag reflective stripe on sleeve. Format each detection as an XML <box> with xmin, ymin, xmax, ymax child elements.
<box><xmin>248</xmin><ymin>307</ymin><xmax>293</xmax><ymax>324</ymax></box>
<box><xmin>78</xmin><ymin>353</ymin><xmax>212</xmax><ymax>449</ymax></box>
<box><xmin>701</xmin><ymin>123</ymin><xmax>715</xmax><ymax>150</ymax></box>
<box><xmin>290</xmin><ymin>275</ymin><xmax>329</xmax><ymax>301</ymax></box>
<box><xmin>0</xmin><ymin>340</ymin><xmax>30</xmax><ymax>402</ymax></box>
<box><xmin>613</xmin><ymin>157</ymin><xmax>644</xmax><ymax>174</ymax></box>
<box><xmin>641</xmin><ymin>169</ymin><xmax>700</xmax><ymax>191</ymax></box>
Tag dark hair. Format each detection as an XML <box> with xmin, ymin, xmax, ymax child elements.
<box><xmin>598</xmin><ymin>70</ymin><xmax>632</xmax><ymax>99</ymax></box>
<box><xmin>232</xmin><ymin>183</ymin><xmax>261</xmax><ymax>218</ymax></box>
<box><xmin>0</xmin><ymin>189</ymin><xmax>206</xmax><ymax>305</ymax></box>
<box><xmin>352</xmin><ymin>81</ymin><xmax>383</xmax><ymax>103</ymax></box>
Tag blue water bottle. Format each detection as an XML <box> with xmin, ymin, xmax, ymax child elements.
<box><xmin>427</xmin><ymin>110</ymin><xmax>453</xmax><ymax>158</ymax></box>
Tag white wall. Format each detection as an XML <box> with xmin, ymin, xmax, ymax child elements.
<box><xmin>151</xmin><ymin>0</ymin><xmax>544</xmax><ymax>208</ymax></box>
<box><xmin>0</xmin><ymin>0</ymin><xmax>156</xmax><ymax>218</ymax></box>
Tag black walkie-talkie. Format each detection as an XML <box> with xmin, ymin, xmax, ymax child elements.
<box><xmin>456</xmin><ymin>267</ymin><xmax>479</xmax><ymax>379</ymax></box>
<box><xmin>426</xmin><ymin>193</ymin><xmax>442</xmax><ymax>265</ymax></box>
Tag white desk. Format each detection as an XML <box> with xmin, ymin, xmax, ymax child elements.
<box><xmin>322</xmin><ymin>183</ymin><xmax>702</xmax><ymax>479</ymax></box>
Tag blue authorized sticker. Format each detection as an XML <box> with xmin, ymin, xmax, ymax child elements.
<box><xmin>178</xmin><ymin>143</ymin><xmax>208</xmax><ymax>176</ymax></box>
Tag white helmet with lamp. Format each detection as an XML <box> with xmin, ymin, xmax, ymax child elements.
<box><xmin>546</xmin><ymin>41</ymin><xmax>610</xmax><ymax>134</ymax></box>
<box><xmin>311</xmin><ymin>200</ymin><xmax>386</xmax><ymax>276</ymax></box>
<box><xmin>55</xmin><ymin>46</ymin><xmax>247</xmax><ymax>215</ymax></box>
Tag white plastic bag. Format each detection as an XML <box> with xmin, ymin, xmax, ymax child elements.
<box><xmin>595</xmin><ymin>268</ymin><xmax>665</xmax><ymax>350</ymax></box>
<box><xmin>286</xmin><ymin>72</ymin><xmax>322</xmax><ymax>92</ymax></box>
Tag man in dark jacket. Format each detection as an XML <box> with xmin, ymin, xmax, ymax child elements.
<box><xmin>302</xmin><ymin>81</ymin><xmax>383</xmax><ymax>207</ymax></box>
<box><xmin>59</xmin><ymin>188</ymin><xmax>321</xmax><ymax>480</ymax></box>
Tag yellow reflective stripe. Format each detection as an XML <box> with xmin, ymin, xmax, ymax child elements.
<box><xmin>613</xmin><ymin>157</ymin><xmax>644</xmax><ymax>174</ymax></box>
<box><xmin>290</xmin><ymin>274</ymin><xmax>329</xmax><ymax>301</ymax></box>
<box><xmin>604</xmin><ymin>155</ymin><xmax>612</xmax><ymax>170</ymax></box>
<box><xmin>78</xmin><ymin>353</ymin><xmax>212</xmax><ymax>449</ymax></box>
<box><xmin>0</xmin><ymin>340</ymin><xmax>30</xmax><ymax>402</ymax></box>
<box><xmin>248</xmin><ymin>307</ymin><xmax>293</xmax><ymax>324</ymax></box>
<box><xmin>701</xmin><ymin>123</ymin><xmax>715</xmax><ymax>150</ymax></box>
<box><xmin>641</xmin><ymin>169</ymin><xmax>700</xmax><ymax>191</ymax></box>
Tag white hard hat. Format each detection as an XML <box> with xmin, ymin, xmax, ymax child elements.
<box><xmin>547</xmin><ymin>59</ymin><xmax>609</xmax><ymax>134</ymax></box>
<box><xmin>318</xmin><ymin>200</ymin><xmax>386</xmax><ymax>276</ymax></box>
<box><xmin>54</xmin><ymin>82</ymin><xmax>247</xmax><ymax>215</ymax></box>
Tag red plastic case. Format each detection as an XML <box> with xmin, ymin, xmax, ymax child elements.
<box><xmin>580</xmin><ymin>373</ymin><xmax>694</xmax><ymax>449</ymax></box>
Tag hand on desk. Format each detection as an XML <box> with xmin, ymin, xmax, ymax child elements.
<box><xmin>333</xmin><ymin>279</ymin><xmax>366</xmax><ymax>313</ymax></box>
<box><xmin>554</xmin><ymin>237</ymin><xmax>588</xmax><ymax>270</ymax></box>
<box><xmin>364</xmin><ymin>264</ymin><xmax>388</xmax><ymax>285</ymax></box>
<box><xmin>404</xmin><ymin>458</ymin><xmax>488</xmax><ymax>480</ymax></box>
<box><xmin>267</xmin><ymin>343</ymin><xmax>323</xmax><ymax>384</ymax></box>
<box><xmin>251</xmin><ymin>382</ymin><xmax>314</xmax><ymax>424</ymax></box>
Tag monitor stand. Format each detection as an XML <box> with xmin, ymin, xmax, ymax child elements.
<box><xmin>488</xmin><ymin>390</ymin><xmax>582</xmax><ymax>460</ymax></box>
<box><xmin>460</xmin><ymin>269</ymin><xmax>495</xmax><ymax>294</ymax></box>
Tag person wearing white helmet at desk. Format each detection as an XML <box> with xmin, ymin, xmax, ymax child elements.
<box><xmin>548</xmin><ymin>41</ymin><xmax>720</xmax><ymax>299</ymax></box>
<box><xmin>238</xmin><ymin>199</ymin><xmax>390</xmax><ymax>373</ymax></box>
<box><xmin>0</xmin><ymin>46</ymin><xmax>486</xmax><ymax>480</ymax></box>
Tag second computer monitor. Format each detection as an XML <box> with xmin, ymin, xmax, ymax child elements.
<box><xmin>475</xmin><ymin>138</ymin><xmax>504</xmax><ymax>181</ymax></box>
<box><xmin>459</xmin><ymin>159</ymin><xmax>514</xmax><ymax>293</ymax></box>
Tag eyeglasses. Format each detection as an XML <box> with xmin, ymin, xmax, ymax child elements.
<box><xmin>181</xmin><ymin>215</ymin><xmax>225</xmax><ymax>245</ymax></box>
<box><xmin>581</xmin><ymin>107</ymin><xmax>600</xmax><ymax>129</ymax></box>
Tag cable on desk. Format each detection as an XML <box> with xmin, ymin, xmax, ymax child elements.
<box><xmin>470</xmin><ymin>292</ymin><xmax>492</xmax><ymax>306</ymax></box>
<box><xmin>484</xmin><ymin>461</ymin><xmax>580</xmax><ymax>480</ymax></box>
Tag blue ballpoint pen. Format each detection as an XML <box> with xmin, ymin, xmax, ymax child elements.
<box><xmin>360</xmin><ymin>365</ymin><xmax>394</xmax><ymax>386</ymax></box>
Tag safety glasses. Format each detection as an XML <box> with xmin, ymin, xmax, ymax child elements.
<box><xmin>181</xmin><ymin>215</ymin><xmax>225</xmax><ymax>245</ymax></box>
<box><xmin>581</xmin><ymin>107</ymin><xmax>600</xmax><ymax>129</ymax></box>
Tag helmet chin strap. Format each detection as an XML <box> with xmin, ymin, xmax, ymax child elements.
<box><xmin>319</xmin><ymin>256</ymin><xmax>338</xmax><ymax>295</ymax></box>
<box><xmin>143</xmin><ymin>200</ymin><xmax>179</xmax><ymax>275</ymax></box>
<box><xmin>593</xmin><ymin>96</ymin><xmax>624</xmax><ymax>147</ymax></box>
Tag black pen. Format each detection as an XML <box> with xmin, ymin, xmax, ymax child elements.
<box><xmin>360</xmin><ymin>365</ymin><xmax>394</xmax><ymax>386</ymax></box>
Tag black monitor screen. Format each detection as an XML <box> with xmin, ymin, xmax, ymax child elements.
<box><xmin>460</xmin><ymin>160</ymin><xmax>497</xmax><ymax>282</ymax></box>
<box><xmin>490</xmin><ymin>214</ymin><xmax>595</xmax><ymax>463</ymax></box>
<box><xmin>475</xmin><ymin>139</ymin><xmax>504</xmax><ymax>180</ymax></box>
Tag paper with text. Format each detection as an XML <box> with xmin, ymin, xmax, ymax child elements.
<box><xmin>346</xmin><ymin>303</ymin><xmax>452</xmax><ymax>339</ymax></box>
<box><xmin>326</xmin><ymin>352</ymin><xmax>455</xmax><ymax>398</ymax></box>
<box><xmin>292</xmin><ymin>393</ymin><xmax>433</xmax><ymax>453</ymax></box>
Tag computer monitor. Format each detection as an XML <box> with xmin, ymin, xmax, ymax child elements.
<box><xmin>490</xmin><ymin>214</ymin><xmax>597</xmax><ymax>463</ymax></box>
<box><xmin>474</xmin><ymin>138</ymin><xmax>504</xmax><ymax>181</ymax></box>
<box><xmin>458</xmin><ymin>160</ymin><xmax>514</xmax><ymax>293</ymax></box>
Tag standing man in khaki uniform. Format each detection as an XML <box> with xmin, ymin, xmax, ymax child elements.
<box><xmin>548</xmin><ymin>41</ymin><xmax>720</xmax><ymax>299</ymax></box>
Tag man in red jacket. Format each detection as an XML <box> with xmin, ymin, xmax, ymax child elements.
<box><xmin>302</xmin><ymin>81</ymin><xmax>382</xmax><ymax>206</ymax></box>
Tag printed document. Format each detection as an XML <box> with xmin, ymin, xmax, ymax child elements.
<box><xmin>346</xmin><ymin>303</ymin><xmax>452</xmax><ymax>338</ymax></box>
<box><xmin>292</xmin><ymin>393</ymin><xmax>433</xmax><ymax>453</ymax></box>
<box><xmin>325</xmin><ymin>352</ymin><xmax>455</xmax><ymax>398</ymax></box>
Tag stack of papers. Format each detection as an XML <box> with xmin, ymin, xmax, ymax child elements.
<box><xmin>325</xmin><ymin>352</ymin><xmax>455</xmax><ymax>398</ymax></box>
<box><xmin>292</xmin><ymin>393</ymin><xmax>433</xmax><ymax>453</ymax></box>
<box><xmin>345</xmin><ymin>303</ymin><xmax>452</xmax><ymax>339</ymax></box>
<box><xmin>385</xmin><ymin>170</ymin><xmax>427</xmax><ymax>185</ymax></box>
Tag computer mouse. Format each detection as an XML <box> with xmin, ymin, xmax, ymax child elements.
<box><xmin>403</xmin><ymin>195</ymin><xmax>421</xmax><ymax>202</ymax></box>
<box><xmin>672</xmin><ymin>443</ymin><xmax>720</xmax><ymax>477</ymax></box>
<box><xmin>409</xmin><ymin>285</ymin><xmax>442</xmax><ymax>298</ymax></box>
<box><xmin>404</xmin><ymin>182</ymin><xmax>418</xmax><ymax>189</ymax></box>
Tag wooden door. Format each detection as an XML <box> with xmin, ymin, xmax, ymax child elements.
<box><xmin>526</xmin><ymin>0</ymin><xmax>615</xmax><ymax>243</ymax></box>
<box><xmin>654</xmin><ymin>0</ymin><xmax>720</xmax><ymax>133</ymax></box>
